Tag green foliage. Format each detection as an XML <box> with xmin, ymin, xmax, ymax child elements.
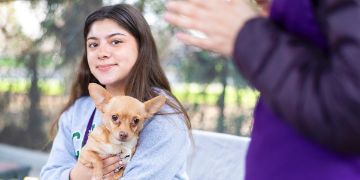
<box><xmin>0</xmin><ymin>55</ymin><xmax>60</xmax><ymax>68</ymax></box>
<box><xmin>0</xmin><ymin>79</ymin><xmax>64</xmax><ymax>95</ymax></box>
<box><xmin>173</xmin><ymin>84</ymin><xmax>259</xmax><ymax>107</ymax></box>
<box><xmin>0</xmin><ymin>57</ymin><xmax>24</xmax><ymax>67</ymax></box>
<box><xmin>148</xmin><ymin>0</ymin><xmax>166</xmax><ymax>14</ymax></box>
<box><xmin>179</xmin><ymin>51</ymin><xmax>222</xmax><ymax>84</ymax></box>
<box><xmin>0</xmin><ymin>78</ymin><xmax>257</xmax><ymax>107</ymax></box>
<box><xmin>0</xmin><ymin>79</ymin><xmax>28</xmax><ymax>93</ymax></box>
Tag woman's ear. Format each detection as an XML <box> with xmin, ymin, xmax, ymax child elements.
<box><xmin>88</xmin><ymin>83</ymin><xmax>112</xmax><ymax>112</ymax></box>
<box><xmin>144</xmin><ymin>95</ymin><xmax>167</xmax><ymax>116</ymax></box>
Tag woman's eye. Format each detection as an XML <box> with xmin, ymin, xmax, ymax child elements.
<box><xmin>111</xmin><ymin>40</ymin><xmax>122</xmax><ymax>45</ymax></box>
<box><xmin>88</xmin><ymin>43</ymin><xmax>97</xmax><ymax>48</ymax></box>
<box><xmin>112</xmin><ymin>115</ymin><xmax>118</xmax><ymax>121</ymax></box>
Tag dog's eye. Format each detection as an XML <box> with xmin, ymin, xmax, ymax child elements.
<box><xmin>112</xmin><ymin>115</ymin><xmax>118</xmax><ymax>121</ymax></box>
<box><xmin>132</xmin><ymin>118</ymin><xmax>140</xmax><ymax>125</ymax></box>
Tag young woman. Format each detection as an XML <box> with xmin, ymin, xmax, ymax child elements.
<box><xmin>165</xmin><ymin>0</ymin><xmax>360</xmax><ymax>179</ymax></box>
<box><xmin>41</xmin><ymin>4</ymin><xmax>191</xmax><ymax>180</ymax></box>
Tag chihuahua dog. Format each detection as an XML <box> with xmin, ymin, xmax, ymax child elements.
<box><xmin>79</xmin><ymin>83</ymin><xmax>166</xmax><ymax>180</ymax></box>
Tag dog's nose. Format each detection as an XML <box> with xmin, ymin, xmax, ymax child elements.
<box><xmin>119</xmin><ymin>131</ymin><xmax>128</xmax><ymax>140</ymax></box>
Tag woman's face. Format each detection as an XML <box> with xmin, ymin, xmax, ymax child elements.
<box><xmin>86</xmin><ymin>18</ymin><xmax>138</xmax><ymax>92</ymax></box>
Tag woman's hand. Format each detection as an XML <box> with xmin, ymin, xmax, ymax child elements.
<box><xmin>70</xmin><ymin>155</ymin><xmax>125</xmax><ymax>180</ymax></box>
<box><xmin>165</xmin><ymin>0</ymin><xmax>259</xmax><ymax>57</ymax></box>
<box><xmin>70</xmin><ymin>161</ymin><xmax>93</xmax><ymax>180</ymax></box>
<box><xmin>102</xmin><ymin>155</ymin><xmax>126</xmax><ymax>179</ymax></box>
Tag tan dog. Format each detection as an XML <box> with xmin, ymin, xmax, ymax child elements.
<box><xmin>79</xmin><ymin>83</ymin><xmax>166</xmax><ymax>180</ymax></box>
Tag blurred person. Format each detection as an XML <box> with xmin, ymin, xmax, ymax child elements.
<box><xmin>41</xmin><ymin>3</ymin><xmax>191</xmax><ymax>180</ymax></box>
<box><xmin>165</xmin><ymin>0</ymin><xmax>360</xmax><ymax>179</ymax></box>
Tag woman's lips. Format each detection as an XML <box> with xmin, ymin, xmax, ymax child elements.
<box><xmin>97</xmin><ymin>64</ymin><xmax>117</xmax><ymax>72</ymax></box>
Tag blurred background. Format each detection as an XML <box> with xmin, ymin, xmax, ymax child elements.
<box><xmin>0</xmin><ymin>0</ymin><xmax>259</xmax><ymax>178</ymax></box>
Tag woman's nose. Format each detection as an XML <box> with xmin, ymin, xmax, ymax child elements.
<box><xmin>97</xmin><ymin>44</ymin><xmax>110</xmax><ymax>60</ymax></box>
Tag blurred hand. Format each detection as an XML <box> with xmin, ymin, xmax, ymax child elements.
<box><xmin>70</xmin><ymin>155</ymin><xmax>125</xmax><ymax>180</ymax></box>
<box><xmin>165</xmin><ymin>0</ymin><xmax>258</xmax><ymax>57</ymax></box>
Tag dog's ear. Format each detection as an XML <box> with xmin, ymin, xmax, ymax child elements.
<box><xmin>88</xmin><ymin>83</ymin><xmax>112</xmax><ymax>112</ymax></box>
<box><xmin>144</xmin><ymin>95</ymin><xmax>166</xmax><ymax>116</ymax></box>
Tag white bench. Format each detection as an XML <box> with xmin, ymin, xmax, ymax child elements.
<box><xmin>0</xmin><ymin>143</ymin><xmax>48</xmax><ymax>177</ymax></box>
<box><xmin>188</xmin><ymin>130</ymin><xmax>250</xmax><ymax>180</ymax></box>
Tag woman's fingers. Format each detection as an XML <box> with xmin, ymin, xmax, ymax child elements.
<box><xmin>165</xmin><ymin>1</ymin><xmax>199</xmax><ymax>18</ymax></box>
<box><xmin>164</xmin><ymin>12</ymin><xmax>198</xmax><ymax>30</ymax></box>
<box><xmin>165</xmin><ymin>0</ymin><xmax>258</xmax><ymax>56</ymax></box>
<box><xmin>103</xmin><ymin>170</ymin><xmax>114</xmax><ymax>180</ymax></box>
<box><xmin>103</xmin><ymin>160</ymin><xmax>126</xmax><ymax>179</ymax></box>
<box><xmin>176</xmin><ymin>32</ymin><xmax>211</xmax><ymax>50</ymax></box>
<box><xmin>165</xmin><ymin>1</ymin><xmax>213</xmax><ymax>33</ymax></box>
<box><xmin>102</xmin><ymin>155</ymin><xmax>119</xmax><ymax>166</ymax></box>
<box><xmin>102</xmin><ymin>155</ymin><xmax>123</xmax><ymax>175</ymax></box>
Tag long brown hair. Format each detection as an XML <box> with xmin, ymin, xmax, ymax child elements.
<box><xmin>50</xmin><ymin>4</ymin><xmax>191</xmax><ymax>136</ymax></box>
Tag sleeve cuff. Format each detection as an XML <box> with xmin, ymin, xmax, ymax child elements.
<box><xmin>232</xmin><ymin>17</ymin><xmax>276</xmax><ymax>85</ymax></box>
<box><xmin>60</xmin><ymin>168</ymin><xmax>72</xmax><ymax>180</ymax></box>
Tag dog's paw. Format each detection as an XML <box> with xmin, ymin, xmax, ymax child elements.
<box><xmin>119</xmin><ymin>152</ymin><xmax>131</xmax><ymax>162</ymax></box>
<box><xmin>118</xmin><ymin>148</ymin><xmax>131</xmax><ymax>162</ymax></box>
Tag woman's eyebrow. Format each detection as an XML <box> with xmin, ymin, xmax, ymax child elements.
<box><xmin>107</xmin><ymin>32</ymin><xmax>126</xmax><ymax>38</ymax></box>
<box><xmin>87</xmin><ymin>36</ymin><xmax>97</xmax><ymax>41</ymax></box>
<box><xmin>87</xmin><ymin>32</ymin><xmax>126</xmax><ymax>41</ymax></box>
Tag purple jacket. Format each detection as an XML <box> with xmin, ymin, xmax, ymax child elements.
<box><xmin>233</xmin><ymin>0</ymin><xmax>360</xmax><ymax>179</ymax></box>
